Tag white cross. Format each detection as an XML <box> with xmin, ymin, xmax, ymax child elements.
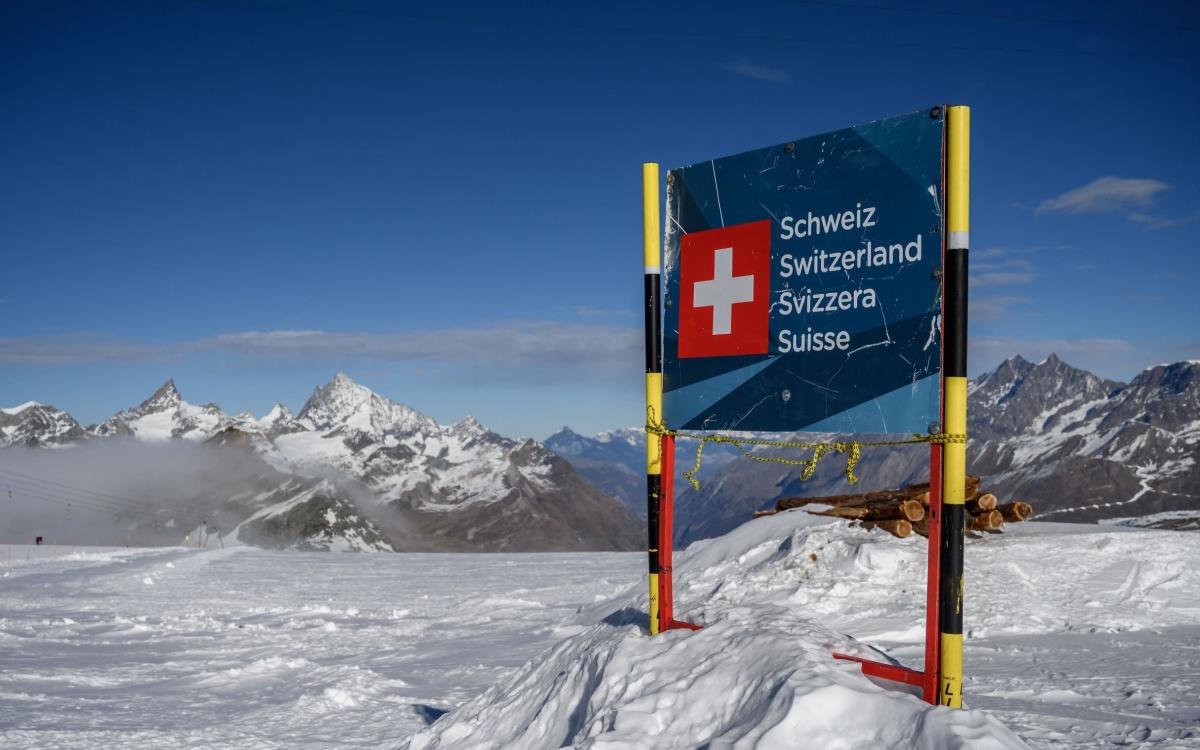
<box><xmin>693</xmin><ymin>247</ymin><xmax>755</xmax><ymax>336</ymax></box>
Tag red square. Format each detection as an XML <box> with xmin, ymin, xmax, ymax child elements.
<box><xmin>678</xmin><ymin>220</ymin><xmax>772</xmax><ymax>359</ymax></box>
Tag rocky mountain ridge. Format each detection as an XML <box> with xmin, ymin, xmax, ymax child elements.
<box><xmin>550</xmin><ymin>356</ymin><xmax>1200</xmax><ymax>543</ymax></box>
<box><xmin>1</xmin><ymin>375</ymin><xmax>643</xmax><ymax>553</ymax></box>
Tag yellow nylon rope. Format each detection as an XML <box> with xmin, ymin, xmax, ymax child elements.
<box><xmin>646</xmin><ymin>406</ymin><xmax>967</xmax><ymax>490</ymax></box>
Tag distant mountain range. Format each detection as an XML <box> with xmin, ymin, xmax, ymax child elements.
<box><xmin>0</xmin><ymin>375</ymin><xmax>643</xmax><ymax>552</ymax></box>
<box><xmin>549</xmin><ymin>356</ymin><xmax>1200</xmax><ymax>543</ymax></box>
<box><xmin>543</xmin><ymin>427</ymin><xmax>745</xmax><ymax>519</ymax></box>
<box><xmin>6</xmin><ymin>356</ymin><xmax>1197</xmax><ymax>552</ymax></box>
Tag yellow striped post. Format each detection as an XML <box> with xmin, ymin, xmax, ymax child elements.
<box><xmin>938</xmin><ymin>105</ymin><xmax>970</xmax><ymax>707</ymax></box>
<box><xmin>643</xmin><ymin>162</ymin><xmax>662</xmax><ymax>635</ymax></box>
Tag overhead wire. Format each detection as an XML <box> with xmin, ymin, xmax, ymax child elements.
<box><xmin>0</xmin><ymin>468</ymin><xmax>161</xmax><ymax>516</ymax></box>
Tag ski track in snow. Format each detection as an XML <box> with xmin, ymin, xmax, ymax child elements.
<box><xmin>3</xmin><ymin>520</ymin><xmax>1200</xmax><ymax>749</ymax></box>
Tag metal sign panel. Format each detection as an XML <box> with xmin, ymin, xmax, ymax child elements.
<box><xmin>662</xmin><ymin>108</ymin><xmax>945</xmax><ymax>434</ymax></box>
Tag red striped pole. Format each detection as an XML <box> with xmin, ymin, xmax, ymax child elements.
<box><xmin>923</xmin><ymin>443</ymin><xmax>944</xmax><ymax>704</ymax></box>
<box><xmin>658</xmin><ymin>434</ymin><xmax>675</xmax><ymax>629</ymax></box>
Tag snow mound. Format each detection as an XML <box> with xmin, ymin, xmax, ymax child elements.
<box><xmin>410</xmin><ymin>513</ymin><xmax>1029</xmax><ymax>749</ymax></box>
<box><xmin>408</xmin><ymin>612</ymin><xmax>1023</xmax><ymax>749</ymax></box>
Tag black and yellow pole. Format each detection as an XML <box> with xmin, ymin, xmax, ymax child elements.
<box><xmin>938</xmin><ymin>105</ymin><xmax>970</xmax><ymax>707</ymax></box>
<box><xmin>643</xmin><ymin>162</ymin><xmax>663</xmax><ymax>635</ymax></box>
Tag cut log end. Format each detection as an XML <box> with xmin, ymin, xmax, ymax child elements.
<box><xmin>860</xmin><ymin>519</ymin><xmax>913</xmax><ymax>539</ymax></box>
<box><xmin>997</xmin><ymin>501</ymin><xmax>1034</xmax><ymax>523</ymax></box>
<box><xmin>966</xmin><ymin>493</ymin><xmax>997</xmax><ymax>514</ymax></box>
<box><xmin>756</xmin><ymin>479</ymin><xmax>1034</xmax><ymax>542</ymax></box>
<box><xmin>968</xmin><ymin>510</ymin><xmax>1004</xmax><ymax>532</ymax></box>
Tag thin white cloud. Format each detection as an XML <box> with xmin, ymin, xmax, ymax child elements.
<box><xmin>970</xmin><ymin>257</ymin><xmax>1036</xmax><ymax>289</ymax></box>
<box><xmin>973</xmin><ymin>258</ymin><xmax>1033</xmax><ymax>272</ymax></box>
<box><xmin>972</xmin><ymin>244</ymin><xmax>1070</xmax><ymax>260</ymax></box>
<box><xmin>970</xmin><ymin>296</ymin><xmax>1032</xmax><ymax>323</ymax></box>
<box><xmin>0</xmin><ymin>334</ymin><xmax>171</xmax><ymax>365</ymax></box>
<box><xmin>573</xmin><ymin>305</ymin><xmax>634</xmax><ymax>319</ymax></box>
<box><xmin>211</xmin><ymin>325</ymin><xmax>639</xmax><ymax>368</ymax></box>
<box><xmin>0</xmin><ymin>323</ymin><xmax>642</xmax><ymax>372</ymax></box>
<box><xmin>1036</xmin><ymin>176</ymin><xmax>1170</xmax><ymax>215</ymax></box>
<box><xmin>971</xmin><ymin>247</ymin><xmax>1009</xmax><ymax>260</ymax></box>
<box><xmin>1128</xmin><ymin>209</ymin><xmax>1200</xmax><ymax>230</ymax></box>
<box><xmin>970</xmin><ymin>271</ymin><xmax>1036</xmax><ymax>289</ymax></box>
<box><xmin>728</xmin><ymin>60</ymin><xmax>790</xmax><ymax>84</ymax></box>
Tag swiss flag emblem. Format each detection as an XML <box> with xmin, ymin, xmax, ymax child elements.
<box><xmin>678</xmin><ymin>220</ymin><xmax>772</xmax><ymax>359</ymax></box>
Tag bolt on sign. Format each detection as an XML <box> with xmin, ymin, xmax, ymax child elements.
<box><xmin>663</xmin><ymin>108</ymin><xmax>945</xmax><ymax>433</ymax></box>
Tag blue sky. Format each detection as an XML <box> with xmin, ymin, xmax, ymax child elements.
<box><xmin>2</xmin><ymin>0</ymin><xmax>1198</xmax><ymax>438</ymax></box>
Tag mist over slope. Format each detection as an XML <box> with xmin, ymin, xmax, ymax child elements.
<box><xmin>0</xmin><ymin>439</ymin><xmax>397</xmax><ymax>551</ymax></box>
<box><xmin>1</xmin><ymin>375</ymin><xmax>642</xmax><ymax>552</ymax></box>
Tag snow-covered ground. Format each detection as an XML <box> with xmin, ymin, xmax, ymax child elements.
<box><xmin>3</xmin><ymin>518</ymin><xmax>1199</xmax><ymax>748</ymax></box>
<box><xmin>0</xmin><ymin>546</ymin><xmax>640</xmax><ymax>748</ymax></box>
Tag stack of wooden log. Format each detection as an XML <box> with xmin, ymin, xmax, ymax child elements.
<box><xmin>752</xmin><ymin>476</ymin><xmax>1034</xmax><ymax>539</ymax></box>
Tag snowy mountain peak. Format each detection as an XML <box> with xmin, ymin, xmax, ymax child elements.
<box><xmin>1130</xmin><ymin>359</ymin><xmax>1200</xmax><ymax>388</ymax></box>
<box><xmin>544</xmin><ymin>426</ymin><xmax>591</xmax><ymax>457</ymax></box>
<box><xmin>595</xmin><ymin>427</ymin><xmax>642</xmax><ymax>445</ymax></box>
<box><xmin>298</xmin><ymin>373</ymin><xmax>436</xmax><ymax>437</ymax></box>
<box><xmin>966</xmin><ymin>353</ymin><xmax>1122</xmax><ymax>442</ymax></box>
<box><xmin>136</xmin><ymin>379</ymin><xmax>183</xmax><ymax>414</ymax></box>
<box><xmin>0</xmin><ymin>402</ymin><xmax>85</xmax><ymax>447</ymax></box>
<box><xmin>451</xmin><ymin>415</ymin><xmax>486</xmax><ymax>435</ymax></box>
<box><xmin>261</xmin><ymin>403</ymin><xmax>294</xmax><ymax>424</ymax></box>
<box><xmin>89</xmin><ymin>378</ymin><xmax>231</xmax><ymax>442</ymax></box>
<box><xmin>1097</xmin><ymin>360</ymin><xmax>1200</xmax><ymax>436</ymax></box>
<box><xmin>1</xmin><ymin>400</ymin><xmax>42</xmax><ymax>415</ymax></box>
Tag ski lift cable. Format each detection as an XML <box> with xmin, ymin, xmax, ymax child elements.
<box><xmin>1</xmin><ymin>477</ymin><xmax>151</xmax><ymax>515</ymax></box>
<box><xmin>7</xmin><ymin>485</ymin><xmax>156</xmax><ymax>518</ymax></box>
<box><xmin>0</xmin><ymin>468</ymin><xmax>160</xmax><ymax>510</ymax></box>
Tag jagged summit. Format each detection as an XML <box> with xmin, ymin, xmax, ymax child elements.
<box><xmin>0</xmin><ymin>400</ymin><xmax>42</xmax><ymax>415</ymax></box>
<box><xmin>90</xmin><ymin>378</ymin><xmax>225</xmax><ymax>441</ymax></box>
<box><xmin>452</xmin><ymin>415</ymin><xmax>486</xmax><ymax>434</ymax></box>
<box><xmin>0</xmin><ymin>401</ymin><xmax>85</xmax><ymax>446</ymax></box>
<box><xmin>261</xmin><ymin>403</ymin><xmax>295</xmax><ymax>423</ymax></box>
<box><xmin>594</xmin><ymin>427</ymin><xmax>642</xmax><ymax>445</ymax></box>
<box><xmin>968</xmin><ymin>353</ymin><xmax>1121</xmax><ymax>442</ymax></box>
<box><xmin>135</xmin><ymin>379</ymin><xmax>183</xmax><ymax>414</ymax></box>
<box><xmin>297</xmin><ymin>373</ymin><xmax>436</xmax><ymax>436</ymax></box>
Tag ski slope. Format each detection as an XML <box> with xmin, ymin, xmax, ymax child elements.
<box><xmin>2</xmin><ymin>517</ymin><xmax>1199</xmax><ymax>748</ymax></box>
<box><xmin>0</xmin><ymin>546</ymin><xmax>641</xmax><ymax>748</ymax></box>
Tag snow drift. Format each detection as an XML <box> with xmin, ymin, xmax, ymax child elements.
<box><xmin>410</xmin><ymin>513</ymin><xmax>1033</xmax><ymax>749</ymax></box>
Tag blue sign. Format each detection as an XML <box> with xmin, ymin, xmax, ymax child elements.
<box><xmin>662</xmin><ymin>108</ymin><xmax>945</xmax><ymax>434</ymax></box>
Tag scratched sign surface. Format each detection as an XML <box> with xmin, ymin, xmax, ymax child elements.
<box><xmin>662</xmin><ymin>108</ymin><xmax>945</xmax><ymax>434</ymax></box>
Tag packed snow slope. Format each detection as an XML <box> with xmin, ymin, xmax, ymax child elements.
<box><xmin>3</xmin><ymin>517</ymin><xmax>1198</xmax><ymax>749</ymax></box>
<box><xmin>413</xmin><ymin>513</ymin><xmax>1200</xmax><ymax>749</ymax></box>
<box><xmin>0</xmin><ymin>546</ymin><xmax>642</xmax><ymax>749</ymax></box>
